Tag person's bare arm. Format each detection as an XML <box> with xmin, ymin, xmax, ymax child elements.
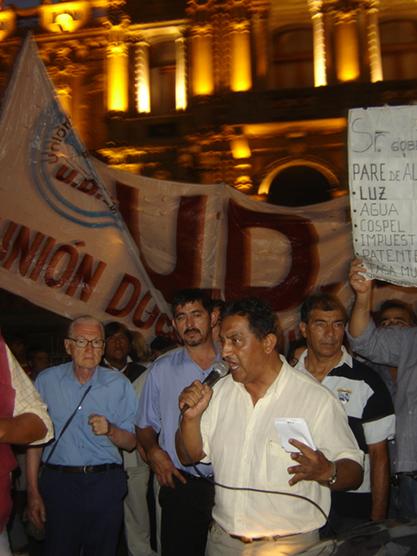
<box><xmin>136</xmin><ymin>426</ymin><xmax>186</xmax><ymax>488</ymax></box>
<box><xmin>368</xmin><ymin>440</ymin><xmax>390</xmax><ymax>521</ymax></box>
<box><xmin>26</xmin><ymin>446</ymin><xmax>46</xmax><ymax>530</ymax></box>
<box><xmin>287</xmin><ymin>439</ymin><xmax>363</xmax><ymax>491</ymax></box>
<box><xmin>0</xmin><ymin>414</ymin><xmax>47</xmax><ymax>444</ymax></box>
<box><xmin>348</xmin><ymin>258</ymin><xmax>373</xmax><ymax>337</ymax></box>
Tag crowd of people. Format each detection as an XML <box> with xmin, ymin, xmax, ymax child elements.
<box><xmin>0</xmin><ymin>258</ymin><xmax>416</xmax><ymax>556</ymax></box>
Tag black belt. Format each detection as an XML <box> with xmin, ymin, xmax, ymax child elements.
<box><xmin>178</xmin><ymin>470</ymin><xmax>213</xmax><ymax>481</ymax></box>
<box><xmin>44</xmin><ymin>463</ymin><xmax>122</xmax><ymax>474</ymax></box>
<box><xmin>392</xmin><ymin>471</ymin><xmax>417</xmax><ymax>485</ymax></box>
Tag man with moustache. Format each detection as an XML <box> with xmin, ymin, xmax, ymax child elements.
<box><xmin>295</xmin><ymin>293</ymin><xmax>394</xmax><ymax>533</ymax></box>
<box><xmin>176</xmin><ymin>298</ymin><xmax>363</xmax><ymax>556</ymax></box>
<box><xmin>137</xmin><ymin>289</ymin><xmax>220</xmax><ymax>556</ymax></box>
<box><xmin>26</xmin><ymin>316</ymin><xmax>138</xmax><ymax>556</ymax></box>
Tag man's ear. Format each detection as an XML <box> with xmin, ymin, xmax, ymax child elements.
<box><xmin>64</xmin><ymin>339</ymin><xmax>72</xmax><ymax>356</ymax></box>
<box><xmin>210</xmin><ymin>309</ymin><xmax>218</xmax><ymax>329</ymax></box>
<box><xmin>299</xmin><ymin>321</ymin><xmax>307</xmax><ymax>339</ymax></box>
<box><xmin>263</xmin><ymin>333</ymin><xmax>277</xmax><ymax>354</ymax></box>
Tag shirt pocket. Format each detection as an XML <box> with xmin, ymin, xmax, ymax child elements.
<box><xmin>265</xmin><ymin>439</ymin><xmax>295</xmax><ymax>488</ymax></box>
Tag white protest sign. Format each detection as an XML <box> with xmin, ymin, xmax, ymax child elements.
<box><xmin>349</xmin><ymin>106</ymin><xmax>417</xmax><ymax>286</ymax></box>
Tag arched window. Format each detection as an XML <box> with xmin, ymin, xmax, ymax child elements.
<box><xmin>380</xmin><ymin>19</ymin><xmax>417</xmax><ymax>81</ymax></box>
<box><xmin>267</xmin><ymin>165</ymin><xmax>333</xmax><ymax>206</ymax></box>
<box><xmin>271</xmin><ymin>27</ymin><xmax>314</xmax><ymax>89</ymax></box>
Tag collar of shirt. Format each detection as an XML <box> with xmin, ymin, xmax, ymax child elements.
<box><xmin>103</xmin><ymin>355</ymin><xmax>132</xmax><ymax>373</ymax></box>
<box><xmin>296</xmin><ymin>345</ymin><xmax>352</xmax><ymax>372</ymax></box>
<box><xmin>181</xmin><ymin>344</ymin><xmax>223</xmax><ymax>375</ymax></box>
<box><xmin>63</xmin><ymin>363</ymin><xmax>113</xmax><ymax>388</ymax></box>
<box><xmin>234</xmin><ymin>354</ymin><xmax>286</xmax><ymax>401</ymax></box>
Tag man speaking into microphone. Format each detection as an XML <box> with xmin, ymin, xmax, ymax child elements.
<box><xmin>176</xmin><ymin>298</ymin><xmax>364</xmax><ymax>556</ymax></box>
<box><xmin>136</xmin><ymin>289</ymin><xmax>223</xmax><ymax>556</ymax></box>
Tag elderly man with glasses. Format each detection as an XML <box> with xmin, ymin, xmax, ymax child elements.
<box><xmin>26</xmin><ymin>315</ymin><xmax>138</xmax><ymax>556</ymax></box>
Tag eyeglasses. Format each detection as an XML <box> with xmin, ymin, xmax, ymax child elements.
<box><xmin>67</xmin><ymin>337</ymin><xmax>105</xmax><ymax>349</ymax></box>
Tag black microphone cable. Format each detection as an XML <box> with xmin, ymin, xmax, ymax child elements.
<box><xmin>188</xmin><ymin>461</ymin><xmax>339</xmax><ymax>552</ymax></box>
<box><xmin>177</xmin><ymin>410</ymin><xmax>339</xmax><ymax>542</ymax></box>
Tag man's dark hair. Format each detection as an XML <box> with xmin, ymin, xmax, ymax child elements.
<box><xmin>221</xmin><ymin>297</ymin><xmax>278</xmax><ymax>340</ymax></box>
<box><xmin>172</xmin><ymin>289</ymin><xmax>212</xmax><ymax>314</ymax></box>
<box><xmin>210</xmin><ymin>298</ymin><xmax>226</xmax><ymax>313</ymax></box>
<box><xmin>376</xmin><ymin>299</ymin><xmax>417</xmax><ymax>326</ymax></box>
<box><xmin>104</xmin><ymin>321</ymin><xmax>132</xmax><ymax>343</ymax></box>
<box><xmin>300</xmin><ymin>292</ymin><xmax>347</xmax><ymax>324</ymax></box>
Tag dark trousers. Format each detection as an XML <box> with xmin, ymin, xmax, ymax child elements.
<box><xmin>40</xmin><ymin>466</ymin><xmax>127</xmax><ymax>556</ymax></box>
<box><xmin>159</xmin><ymin>473</ymin><xmax>215</xmax><ymax>556</ymax></box>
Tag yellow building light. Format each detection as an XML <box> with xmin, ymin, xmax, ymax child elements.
<box><xmin>55</xmin><ymin>12</ymin><xmax>75</xmax><ymax>33</ymax></box>
<box><xmin>57</xmin><ymin>85</ymin><xmax>72</xmax><ymax>116</ymax></box>
<box><xmin>0</xmin><ymin>9</ymin><xmax>16</xmax><ymax>42</ymax></box>
<box><xmin>175</xmin><ymin>36</ymin><xmax>187</xmax><ymax>110</ymax></box>
<box><xmin>39</xmin><ymin>1</ymin><xmax>90</xmax><ymax>34</ymax></box>
<box><xmin>231</xmin><ymin>137</ymin><xmax>251</xmax><ymax>160</ymax></box>
<box><xmin>191</xmin><ymin>28</ymin><xmax>214</xmax><ymax>96</ymax></box>
<box><xmin>230</xmin><ymin>22</ymin><xmax>252</xmax><ymax>92</ymax></box>
<box><xmin>107</xmin><ymin>43</ymin><xmax>128</xmax><ymax>112</ymax></box>
<box><xmin>335</xmin><ymin>20</ymin><xmax>360</xmax><ymax>82</ymax></box>
<box><xmin>135</xmin><ymin>42</ymin><xmax>150</xmax><ymax>114</ymax></box>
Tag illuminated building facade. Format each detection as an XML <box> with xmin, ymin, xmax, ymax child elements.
<box><xmin>0</xmin><ymin>0</ymin><xmax>417</xmax><ymax>207</ymax></box>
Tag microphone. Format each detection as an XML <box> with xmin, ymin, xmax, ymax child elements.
<box><xmin>181</xmin><ymin>361</ymin><xmax>229</xmax><ymax>414</ymax></box>
<box><xmin>202</xmin><ymin>361</ymin><xmax>229</xmax><ymax>388</ymax></box>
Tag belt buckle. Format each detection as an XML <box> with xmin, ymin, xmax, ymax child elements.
<box><xmin>238</xmin><ymin>536</ymin><xmax>253</xmax><ymax>544</ymax></box>
<box><xmin>391</xmin><ymin>474</ymin><xmax>400</xmax><ymax>487</ymax></box>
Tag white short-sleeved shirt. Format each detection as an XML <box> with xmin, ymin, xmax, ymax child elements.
<box><xmin>8</xmin><ymin>345</ymin><xmax>53</xmax><ymax>445</ymax></box>
<box><xmin>200</xmin><ymin>357</ymin><xmax>363</xmax><ymax>537</ymax></box>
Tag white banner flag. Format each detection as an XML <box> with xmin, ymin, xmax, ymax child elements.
<box><xmin>2</xmin><ymin>39</ymin><xmax>417</xmax><ymax>342</ymax></box>
<box><xmin>0</xmin><ymin>37</ymin><xmax>171</xmax><ymax>338</ymax></box>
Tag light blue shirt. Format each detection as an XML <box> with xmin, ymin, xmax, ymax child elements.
<box><xmin>35</xmin><ymin>362</ymin><xmax>139</xmax><ymax>466</ymax></box>
<box><xmin>136</xmin><ymin>347</ymin><xmax>218</xmax><ymax>476</ymax></box>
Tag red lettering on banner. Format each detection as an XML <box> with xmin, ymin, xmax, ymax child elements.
<box><xmin>55</xmin><ymin>165</ymin><xmax>78</xmax><ymax>186</ymax></box>
<box><xmin>133</xmin><ymin>291</ymin><xmax>160</xmax><ymax>328</ymax></box>
<box><xmin>66</xmin><ymin>255</ymin><xmax>107</xmax><ymax>301</ymax></box>
<box><xmin>105</xmin><ymin>273</ymin><xmax>142</xmax><ymax>317</ymax></box>
<box><xmin>0</xmin><ymin>220</ymin><xmax>106</xmax><ymax>300</ymax></box>
<box><xmin>45</xmin><ymin>245</ymin><xmax>78</xmax><ymax>288</ymax></box>
<box><xmin>77</xmin><ymin>179</ymin><xmax>99</xmax><ymax>196</ymax></box>
<box><xmin>0</xmin><ymin>221</ymin><xmax>18</xmax><ymax>262</ymax></box>
<box><xmin>55</xmin><ymin>165</ymin><xmax>101</xmax><ymax>198</ymax></box>
<box><xmin>116</xmin><ymin>182</ymin><xmax>206</xmax><ymax>301</ymax></box>
<box><xmin>0</xmin><ymin>225</ymin><xmax>46</xmax><ymax>273</ymax></box>
<box><xmin>155</xmin><ymin>314</ymin><xmax>174</xmax><ymax>338</ymax></box>
<box><xmin>105</xmin><ymin>274</ymin><xmax>173</xmax><ymax>336</ymax></box>
<box><xmin>225</xmin><ymin>200</ymin><xmax>319</xmax><ymax>310</ymax></box>
<box><xmin>29</xmin><ymin>237</ymin><xmax>56</xmax><ymax>281</ymax></box>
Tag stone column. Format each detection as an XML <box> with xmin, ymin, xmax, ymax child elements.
<box><xmin>230</xmin><ymin>19</ymin><xmax>252</xmax><ymax>91</ymax></box>
<box><xmin>334</xmin><ymin>10</ymin><xmax>360</xmax><ymax>82</ymax></box>
<box><xmin>135</xmin><ymin>40</ymin><xmax>151</xmax><ymax>113</ymax></box>
<box><xmin>366</xmin><ymin>0</ymin><xmax>382</xmax><ymax>82</ymax></box>
<box><xmin>252</xmin><ymin>8</ymin><xmax>268</xmax><ymax>84</ymax></box>
<box><xmin>190</xmin><ymin>24</ymin><xmax>214</xmax><ymax>96</ymax></box>
<box><xmin>175</xmin><ymin>35</ymin><xmax>187</xmax><ymax>110</ymax></box>
<box><xmin>106</xmin><ymin>32</ymin><xmax>129</xmax><ymax>112</ymax></box>
<box><xmin>308</xmin><ymin>0</ymin><xmax>327</xmax><ymax>86</ymax></box>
